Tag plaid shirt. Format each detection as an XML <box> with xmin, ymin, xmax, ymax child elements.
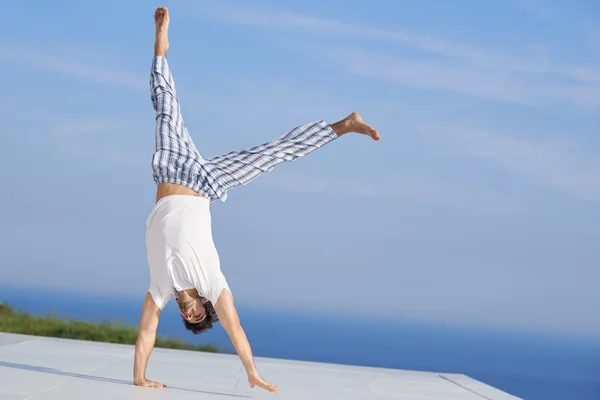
<box><xmin>150</xmin><ymin>56</ymin><xmax>338</xmax><ymax>202</ymax></box>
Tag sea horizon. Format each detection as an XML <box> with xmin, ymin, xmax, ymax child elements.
<box><xmin>1</xmin><ymin>283</ymin><xmax>599</xmax><ymax>400</ymax></box>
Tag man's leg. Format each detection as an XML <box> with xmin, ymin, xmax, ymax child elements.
<box><xmin>150</xmin><ymin>7</ymin><xmax>203</xmax><ymax>190</ymax></box>
<box><xmin>149</xmin><ymin>7</ymin><xmax>380</xmax><ymax>202</ymax></box>
<box><xmin>199</xmin><ymin>112</ymin><xmax>380</xmax><ymax>201</ymax></box>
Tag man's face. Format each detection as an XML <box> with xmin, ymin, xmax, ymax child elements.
<box><xmin>179</xmin><ymin>297</ymin><xmax>207</xmax><ymax>324</ymax></box>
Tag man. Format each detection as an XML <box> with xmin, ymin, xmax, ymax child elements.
<box><xmin>133</xmin><ymin>6</ymin><xmax>380</xmax><ymax>393</ymax></box>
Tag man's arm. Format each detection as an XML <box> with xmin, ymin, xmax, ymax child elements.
<box><xmin>214</xmin><ymin>290</ymin><xmax>279</xmax><ymax>393</ymax></box>
<box><xmin>133</xmin><ymin>292</ymin><xmax>166</xmax><ymax>388</ymax></box>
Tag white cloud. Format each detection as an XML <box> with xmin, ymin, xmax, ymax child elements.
<box><xmin>256</xmin><ymin>171</ymin><xmax>525</xmax><ymax>215</ymax></box>
<box><xmin>332</xmin><ymin>48</ymin><xmax>531</xmax><ymax>105</ymax></box>
<box><xmin>415</xmin><ymin>123</ymin><xmax>600</xmax><ymax>201</ymax></box>
<box><xmin>329</xmin><ymin>46</ymin><xmax>600</xmax><ymax>111</ymax></box>
<box><xmin>52</xmin><ymin>119</ymin><xmax>147</xmax><ymax>168</ymax></box>
<box><xmin>192</xmin><ymin>2</ymin><xmax>594</xmax><ymax>78</ymax></box>
<box><xmin>188</xmin><ymin>2</ymin><xmax>600</xmax><ymax>110</ymax></box>
<box><xmin>0</xmin><ymin>42</ymin><xmax>146</xmax><ymax>89</ymax></box>
<box><xmin>513</xmin><ymin>0</ymin><xmax>554</xmax><ymax>21</ymax></box>
<box><xmin>192</xmin><ymin>2</ymin><xmax>540</xmax><ymax>72</ymax></box>
<box><xmin>567</xmin><ymin>65</ymin><xmax>600</xmax><ymax>84</ymax></box>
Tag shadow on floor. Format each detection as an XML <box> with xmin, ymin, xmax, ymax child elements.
<box><xmin>0</xmin><ymin>361</ymin><xmax>250</xmax><ymax>398</ymax></box>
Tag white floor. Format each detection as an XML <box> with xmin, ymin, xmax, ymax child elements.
<box><xmin>0</xmin><ymin>332</ymin><xmax>522</xmax><ymax>400</ymax></box>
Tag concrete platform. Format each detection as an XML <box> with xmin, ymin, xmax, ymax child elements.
<box><xmin>0</xmin><ymin>332</ymin><xmax>521</xmax><ymax>399</ymax></box>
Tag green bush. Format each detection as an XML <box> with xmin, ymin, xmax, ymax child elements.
<box><xmin>0</xmin><ymin>302</ymin><xmax>218</xmax><ymax>353</ymax></box>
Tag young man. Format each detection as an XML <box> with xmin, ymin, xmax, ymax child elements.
<box><xmin>133</xmin><ymin>6</ymin><xmax>380</xmax><ymax>393</ymax></box>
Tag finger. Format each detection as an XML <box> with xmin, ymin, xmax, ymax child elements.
<box><xmin>260</xmin><ymin>381</ymin><xmax>278</xmax><ymax>392</ymax></box>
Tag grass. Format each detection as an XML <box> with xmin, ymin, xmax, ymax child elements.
<box><xmin>0</xmin><ymin>302</ymin><xmax>219</xmax><ymax>353</ymax></box>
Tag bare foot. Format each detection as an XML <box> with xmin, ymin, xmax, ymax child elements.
<box><xmin>330</xmin><ymin>112</ymin><xmax>380</xmax><ymax>141</ymax></box>
<box><xmin>154</xmin><ymin>6</ymin><xmax>170</xmax><ymax>57</ymax></box>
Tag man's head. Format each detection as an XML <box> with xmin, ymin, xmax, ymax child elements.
<box><xmin>176</xmin><ymin>294</ymin><xmax>218</xmax><ymax>334</ymax></box>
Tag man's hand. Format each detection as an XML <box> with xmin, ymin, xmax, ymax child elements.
<box><xmin>248</xmin><ymin>373</ymin><xmax>280</xmax><ymax>392</ymax></box>
<box><xmin>134</xmin><ymin>378</ymin><xmax>166</xmax><ymax>388</ymax></box>
<box><xmin>133</xmin><ymin>292</ymin><xmax>162</xmax><ymax>387</ymax></box>
<box><xmin>214</xmin><ymin>290</ymin><xmax>280</xmax><ymax>393</ymax></box>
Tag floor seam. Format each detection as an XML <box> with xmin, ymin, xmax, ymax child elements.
<box><xmin>230</xmin><ymin>364</ymin><xmax>244</xmax><ymax>400</ymax></box>
<box><xmin>438</xmin><ymin>374</ymin><xmax>493</xmax><ymax>400</ymax></box>
<box><xmin>354</xmin><ymin>372</ymin><xmax>383</xmax><ymax>400</ymax></box>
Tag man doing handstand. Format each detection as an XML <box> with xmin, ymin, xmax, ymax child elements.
<box><xmin>133</xmin><ymin>6</ymin><xmax>380</xmax><ymax>393</ymax></box>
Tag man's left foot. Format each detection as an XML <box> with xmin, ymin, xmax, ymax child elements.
<box><xmin>331</xmin><ymin>112</ymin><xmax>380</xmax><ymax>140</ymax></box>
<box><xmin>154</xmin><ymin>6</ymin><xmax>170</xmax><ymax>57</ymax></box>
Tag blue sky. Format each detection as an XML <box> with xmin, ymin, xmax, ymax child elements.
<box><xmin>1</xmin><ymin>0</ymin><xmax>599</xmax><ymax>337</ymax></box>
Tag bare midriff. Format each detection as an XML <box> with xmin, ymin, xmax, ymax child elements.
<box><xmin>155</xmin><ymin>183</ymin><xmax>205</xmax><ymax>203</ymax></box>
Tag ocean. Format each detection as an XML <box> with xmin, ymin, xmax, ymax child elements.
<box><xmin>1</xmin><ymin>284</ymin><xmax>599</xmax><ymax>399</ymax></box>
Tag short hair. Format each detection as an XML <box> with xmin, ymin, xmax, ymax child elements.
<box><xmin>182</xmin><ymin>300</ymin><xmax>219</xmax><ymax>335</ymax></box>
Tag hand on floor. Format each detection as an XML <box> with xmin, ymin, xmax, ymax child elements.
<box><xmin>248</xmin><ymin>373</ymin><xmax>279</xmax><ymax>392</ymax></box>
<box><xmin>134</xmin><ymin>378</ymin><xmax>167</xmax><ymax>388</ymax></box>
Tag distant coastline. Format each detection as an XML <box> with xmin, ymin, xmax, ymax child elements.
<box><xmin>0</xmin><ymin>302</ymin><xmax>219</xmax><ymax>353</ymax></box>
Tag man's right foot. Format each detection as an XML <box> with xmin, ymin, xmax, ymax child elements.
<box><xmin>154</xmin><ymin>6</ymin><xmax>170</xmax><ymax>57</ymax></box>
<box><xmin>331</xmin><ymin>112</ymin><xmax>381</xmax><ymax>140</ymax></box>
